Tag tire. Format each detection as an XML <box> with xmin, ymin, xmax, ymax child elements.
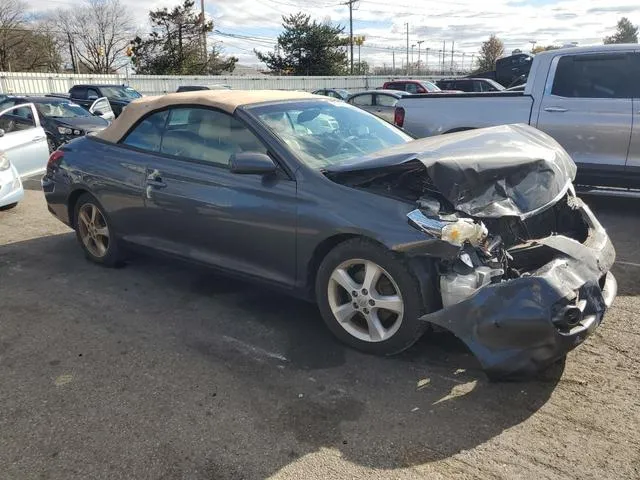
<box><xmin>73</xmin><ymin>193</ymin><xmax>124</xmax><ymax>267</ymax></box>
<box><xmin>315</xmin><ymin>238</ymin><xmax>430</xmax><ymax>356</ymax></box>
<box><xmin>0</xmin><ymin>202</ymin><xmax>18</xmax><ymax>211</ymax></box>
<box><xmin>47</xmin><ymin>135</ymin><xmax>57</xmax><ymax>154</ymax></box>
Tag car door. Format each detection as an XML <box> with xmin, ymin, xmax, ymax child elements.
<box><xmin>624</xmin><ymin>52</ymin><xmax>640</xmax><ymax>186</ymax></box>
<box><xmin>89</xmin><ymin>97</ymin><xmax>115</xmax><ymax>121</ymax></box>
<box><xmin>535</xmin><ymin>52</ymin><xmax>633</xmax><ymax>181</ymax></box>
<box><xmin>348</xmin><ymin>93</ymin><xmax>376</xmax><ymax>116</ymax></box>
<box><xmin>0</xmin><ymin>103</ymin><xmax>49</xmax><ymax>178</ymax></box>
<box><xmin>122</xmin><ymin>106</ymin><xmax>299</xmax><ymax>286</ymax></box>
<box><xmin>373</xmin><ymin>93</ymin><xmax>399</xmax><ymax>123</ymax></box>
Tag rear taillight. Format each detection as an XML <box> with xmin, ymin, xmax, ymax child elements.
<box><xmin>47</xmin><ymin>150</ymin><xmax>64</xmax><ymax>169</ymax></box>
<box><xmin>394</xmin><ymin>106</ymin><xmax>405</xmax><ymax>128</ymax></box>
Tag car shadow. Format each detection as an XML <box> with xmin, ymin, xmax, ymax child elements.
<box><xmin>582</xmin><ymin>194</ymin><xmax>640</xmax><ymax>296</ymax></box>
<box><xmin>1</xmin><ymin>232</ymin><xmax>566</xmax><ymax>477</ymax></box>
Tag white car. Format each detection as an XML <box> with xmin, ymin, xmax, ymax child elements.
<box><xmin>0</xmin><ymin>102</ymin><xmax>50</xmax><ymax>209</ymax></box>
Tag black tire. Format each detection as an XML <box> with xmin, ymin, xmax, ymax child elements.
<box><xmin>315</xmin><ymin>238</ymin><xmax>430</xmax><ymax>355</ymax></box>
<box><xmin>0</xmin><ymin>202</ymin><xmax>18</xmax><ymax>211</ymax></box>
<box><xmin>73</xmin><ymin>193</ymin><xmax>124</xmax><ymax>267</ymax></box>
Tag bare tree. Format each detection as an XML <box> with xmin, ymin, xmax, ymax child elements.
<box><xmin>0</xmin><ymin>0</ymin><xmax>28</xmax><ymax>70</ymax></box>
<box><xmin>0</xmin><ymin>0</ymin><xmax>64</xmax><ymax>72</ymax></box>
<box><xmin>58</xmin><ymin>0</ymin><xmax>134</xmax><ymax>73</ymax></box>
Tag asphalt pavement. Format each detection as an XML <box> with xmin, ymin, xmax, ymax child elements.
<box><xmin>0</xmin><ymin>185</ymin><xmax>639</xmax><ymax>479</ymax></box>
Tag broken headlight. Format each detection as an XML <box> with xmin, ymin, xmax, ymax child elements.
<box><xmin>407</xmin><ymin>209</ymin><xmax>487</xmax><ymax>247</ymax></box>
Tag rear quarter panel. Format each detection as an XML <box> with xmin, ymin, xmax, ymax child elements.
<box><xmin>48</xmin><ymin>137</ymin><xmax>146</xmax><ymax>232</ymax></box>
<box><xmin>399</xmin><ymin>93</ymin><xmax>534</xmax><ymax>138</ymax></box>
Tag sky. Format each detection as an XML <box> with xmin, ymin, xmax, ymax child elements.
<box><xmin>26</xmin><ymin>0</ymin><xmax>640</xmax><ymax>70</ymax></box>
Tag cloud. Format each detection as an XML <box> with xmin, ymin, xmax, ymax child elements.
<box><xmin>21</xmin><ymin>0</ymin><xmax>640</xmax><ymax>69</ymax></box>
<box><xmin>587</xmin><ymin>5</ymin><xmax>639</xmax><ymax>14</ymax></box>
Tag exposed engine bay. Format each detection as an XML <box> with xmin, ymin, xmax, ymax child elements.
<box><xmin>407</xmin><ymin>188</ymin><xmax>589</xmax><ymax>308</ymax></box>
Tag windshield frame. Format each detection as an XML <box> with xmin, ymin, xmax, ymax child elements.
<box><xmin>244</xmin><ymin>99</ymin><xmax>412</xmax><ymax>171</ymax></box>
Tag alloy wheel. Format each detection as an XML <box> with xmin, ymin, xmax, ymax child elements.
<box><xmin>77</xmin><ymin>203</ymin><xmax>110</xmax><ymax>258</ymax></box>
<box><xmin>327</xmin><ymin>259</ymin><xmax>404</xmax><ymax>342</ymax></box>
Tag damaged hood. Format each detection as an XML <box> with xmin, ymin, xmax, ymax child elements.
<box><xmin>326</xmin><ymin>124</ymin><xmax>577</xmax><ymax>218</ymax></box>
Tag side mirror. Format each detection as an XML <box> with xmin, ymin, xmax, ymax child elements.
<box><xmin>229</xmin><ymin>152</ymin><xmax>277</xmax><ymax>175</ymax></box>
<box><xmin>0</xmin><ymin>128</ymin><xmax>4</xmax><ymax>137</ymax></box>
<box><xmin>92</xmin><ymin>110</ymin><xmax>104</xmax><ymax>117</ymax></box>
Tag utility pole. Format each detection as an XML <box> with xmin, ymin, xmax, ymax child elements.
<box><xmin>392</xmin><ymin>50</ymin><xmax>395</xmax><ymax>74</ymax></box>
<box><xmin>450</xmin><ymin>40</ymin><xmax>454</xmax><ymax>73</ymax></box>
<box><xmin>346</xmin><ymin>0</ymin><xmax>357</xmax><ymax>74</ymax></box>
<box><xmin>441</xmin><ymin>42</ymin><xmax>445</xmax><ymax>74</ymax></box>
<box><xmin>417</xmin><ymin>40</ymin><xmax>423</xmax><ymax>75</ymax></box>
<box><xmin>201</xmin><ymin>0</ymin><xmax>207</xmax><ymax>63</ymax></box>
<box><xmin>354</xmin><ymin>35</ymin><xmax>365</xmax><ymax>74</ymax></box>
<box><xmin>405</xmin><ymin>23</ymin><xmax>409</xmax><ymax>75</ymax></box>
<box><xmin>67</xmin><ymin>32</ymin><xmax>77</xmax><ymax>74</ymax></box>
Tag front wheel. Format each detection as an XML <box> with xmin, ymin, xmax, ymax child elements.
<box><xmin>315</xmin><ymin>238</ymin><xmax>428</xmax><ymax>355</ymax></box>
<box><xmin>74</xmin><ymin>193</ymin><xmax>124</xmax><ymax>267</ymax></box>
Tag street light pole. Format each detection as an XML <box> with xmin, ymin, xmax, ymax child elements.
<box><xmin>417</xmin><ymin>40</ymin><xmax>424</xmax><ymax>75</ymax></box>
<box><xmin>411</xmin><ymin>43</ymin><xmax>415</xmax><ymax>74</ymax></box>
<box><xmin>405</xmin><ymin>22</ymin><xmax>409</xmax><ymax>75</ymax></box>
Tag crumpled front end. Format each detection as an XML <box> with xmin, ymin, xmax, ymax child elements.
<box><xmin>417</xmin><ymin>192</ymin><xmax>617</xmax><ymax>379</ymax></box>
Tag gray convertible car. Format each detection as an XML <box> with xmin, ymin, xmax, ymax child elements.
<box><xmin>42</xmin><ymin>90</ymin><xmax>617</xmax><ymax>378</ymax></box>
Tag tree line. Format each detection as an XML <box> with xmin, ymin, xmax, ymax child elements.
<box><xmin>0</xmin><ymin>0</ymin><xmax>638</xmax><ymax>76</ymax></box>
<box><xmin>0</xmin><ymin>0</ymin><xmax>236</xmax><ymax>74</ymax></box>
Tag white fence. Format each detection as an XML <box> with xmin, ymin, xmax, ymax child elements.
<box><xmin>0</xmin><ymin>72</ymin><xmax>447</xmax><ymax>96</ymax></box>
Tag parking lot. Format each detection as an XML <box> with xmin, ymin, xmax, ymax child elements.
<box><xmin>0</xmin><ymin>184</ymin><xmax>639</xmax><ymax>479</ymax></box>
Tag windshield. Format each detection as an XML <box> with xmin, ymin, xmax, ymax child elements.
<box><xmin>100</xmin><ymin>86</ymin><xmax>142</xmax><ymax>99</ymax></box>
<box><xmin>36</xmin><ymin>101</ymin><xmax>91</xmax><ymax>118</ymax></box>
<box><xmin>249</xmin><ymin>100</ymin><xmax>412</xmax><ymax>169</ymax></box>
<box><xmin>423</xmin><ymin>81</ymin><xmax>441</xmax><ymax>92</ymax></box>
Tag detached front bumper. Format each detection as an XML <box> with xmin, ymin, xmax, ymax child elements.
<box><xmin>420</xmin><ymin>199</ymin><xmax>617</xmax><ymax>379</ymax></box>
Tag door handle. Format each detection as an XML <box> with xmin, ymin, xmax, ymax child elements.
<box><xmin>32</xmin><ymin>135</ymin><xmax>45</xmax><ymax>142</ymax></box>
<box><xmin>146</xmin><ymin>169</ymin><xmax>167</xmax><ymax>188</ymax></box>
<box><xmin>544</xmin><ymin>106</ymin><xmax>568</xmax><ymax>113</ymax></box>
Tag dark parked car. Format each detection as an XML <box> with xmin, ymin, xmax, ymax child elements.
<box><xmin>0</xmin><ymin>96</ymin><xmax>109</xmax><ymax>152</ymax></box>
<box><xmin>312</xmin><ymin>88</ymin><xmax>350</xmax><ymax>100</ymax></box>
<box><xmin>436</xmin><ymin>78</ymin><xmax>505</xmax><ymax>92</ymax></box>
<box><xmin>68</xmin><ymin>84</ymin><xmax>142</xmax><ymax>117</ymax></box>
<box><xmin>41</xmin><ymin>90</ymin><xmax>617</xmax><ymax>379</ymax></box>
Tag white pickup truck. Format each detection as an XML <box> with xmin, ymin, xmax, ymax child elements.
<box><xmin>395</xmin><ymin>44</ymin><xmax>640</xmax><ymax>189</ymax></box>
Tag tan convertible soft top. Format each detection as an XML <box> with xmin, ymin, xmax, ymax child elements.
<box><xmin>96</xmin><ymin>89</ymin><xmax>317</xmax><ymax>143</ymax></box>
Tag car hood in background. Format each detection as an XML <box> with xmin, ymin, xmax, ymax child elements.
<box><xmin>56</xmin><ymin>116</ymin><xmax>109</xmax><ymax>132</ymax></box>
<box><xmin>325</xmin><ymin>124</ymin><xmax>577</xmax><ymax>219</ymax></box>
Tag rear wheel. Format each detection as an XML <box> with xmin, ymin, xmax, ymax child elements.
<box><xmin>316</xmin><ymin>238</ymin><xmax>429</xmax><ymax>355</ymax></box>
<box><xmin>74</xmin><ymin>193</ymin><xmax>124</xmax><ymax>267</ymax></box>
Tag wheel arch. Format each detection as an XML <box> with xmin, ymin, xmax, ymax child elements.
<box><xmin>67</xmin><ymin>187</ymin><xmax>90</xmax><ymax>227</ymax></box>
<box><xmin>306</xmin><ymin>233</ymin><xmax>384</xmax><ymax>295</ymax></box>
